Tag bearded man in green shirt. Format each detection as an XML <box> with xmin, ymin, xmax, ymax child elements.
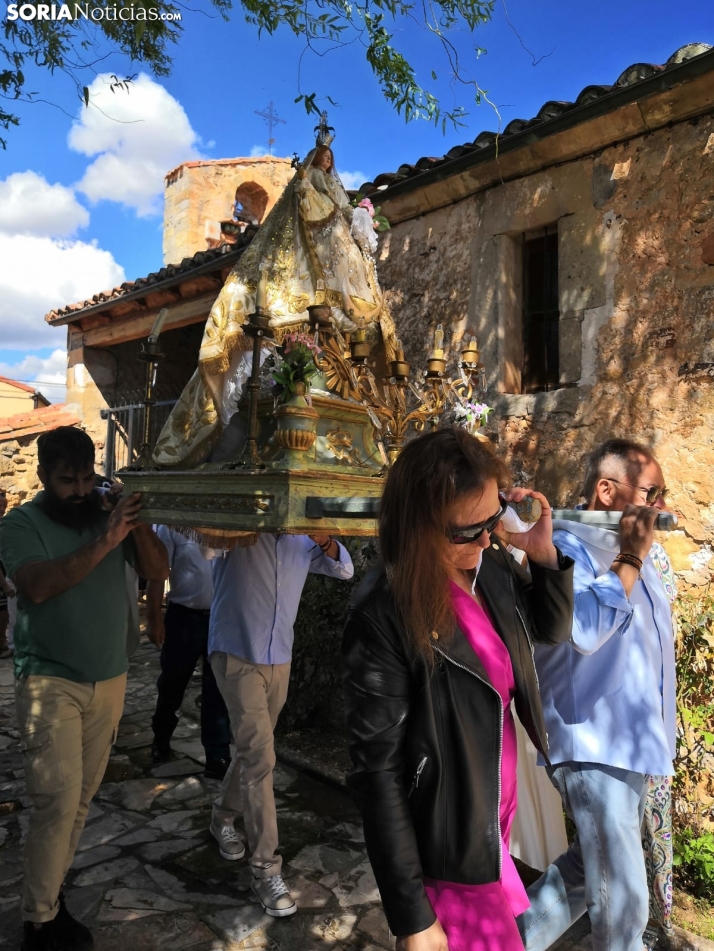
<box><xmin>0</xmin><ymin>427</ymin><xmax>168</xmax><ymax>951</ymax></box>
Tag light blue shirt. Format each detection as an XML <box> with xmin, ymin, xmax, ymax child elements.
<box><xmin>535</xmin><ymin>521</ymin><xmax>676</xmax><ymax>776</ymax></box>
<box><xmin>157</xmin><ymin>526</ymin><xmax>213</xmax><ymax>611</ymax></box>
<box><xmin>208</xmin><ymin>534</ymin><xmax>354</xmax><ymax>665</ymax></box>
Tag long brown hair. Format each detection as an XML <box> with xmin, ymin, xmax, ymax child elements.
<box><xmin>379</xmin><ymin>427</ymin><xmax>511</xmax><ymax>661</ymax></box>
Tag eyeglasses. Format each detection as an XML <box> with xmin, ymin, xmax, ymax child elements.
<box><xmin>446</xmin><ymin>496</ymin><xmax>508</xmax><ymax>545</ymax></box>
<box><xmin>605</xmin><ymin>478</ymin><xmax>669</xmax><ymax>505</ymax></box>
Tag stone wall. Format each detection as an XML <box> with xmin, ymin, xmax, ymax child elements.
<box><xmin>377</xmin><ymin>111</ymin><xmax>714</xmax><ymax>588</ymax></box>
<box><xmin>163</xmin><ymin>158</ymin><xmax>294</xmax><ymax>265</ymax></box>
<box><xmin>0</xmin><ymin>436</ymin><xmax>42</xmax><ymax>508</ymax></box>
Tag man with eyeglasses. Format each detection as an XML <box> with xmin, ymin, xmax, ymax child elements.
<box><xmin>517</xmin><ymin>438</ymin><xmax>676</xmax><ymax>951</ymax></box>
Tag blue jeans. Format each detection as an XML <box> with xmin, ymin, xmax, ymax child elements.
<box><xmin>517</xmin><ymin>762</ymin><xmax>649</xmax><ymax>951</ymax></box>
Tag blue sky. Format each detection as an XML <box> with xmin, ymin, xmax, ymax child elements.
<box><xmin>0</xmin><ymin>0</ymin><xmax>711</xmax><ymax>401</ymax></box>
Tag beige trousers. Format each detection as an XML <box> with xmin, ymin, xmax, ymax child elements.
<box><xmin>15</xmin><ymin>673</ymin><xmax>127</xmax><ymax>922</ymax></box>
<box><xmin>210</xmin><ymin>652</ymin><xmax>290</xmax><ymax>878</ymax></box>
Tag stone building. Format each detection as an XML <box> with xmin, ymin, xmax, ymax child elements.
<box><xmin>163</xmin><ymin>156</ymin><xmax>293</xmax><ymax>264</ymax></box>
<box><xmin>359</xmin><ymin>42</ymin><xmax>714</xmax><ymax>588</ymax></box>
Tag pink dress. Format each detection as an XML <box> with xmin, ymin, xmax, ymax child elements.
<box><xmin>423</xmin><ymin>582</ymin><xmax>529</xmax><ymax>951</ymax></box>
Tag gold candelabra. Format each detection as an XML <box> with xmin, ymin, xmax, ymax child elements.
<box><xmin>312</xmin><ymin>317</ymin><xmax>488</xmax><ymax>466</ymax></box>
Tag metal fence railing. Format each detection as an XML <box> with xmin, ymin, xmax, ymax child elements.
<box><xmin>101</xmin><ymin>400</ymin><xmax>177</xmax><ymax>478</ymax></box>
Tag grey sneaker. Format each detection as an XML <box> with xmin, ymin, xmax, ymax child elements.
<box><xmin>210</xmin><ymin>821</ymin><xmax>246</xmax><ymax>860</ymax></box>
<box><xmin>252</xmin><ymin>873</ymin><xmax>297</xmax><ymax>917</ymax></box>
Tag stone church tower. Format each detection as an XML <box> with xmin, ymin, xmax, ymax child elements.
<box><xmin>162</xmin><ymin>156</ymin><xmax>294</xmax><ymax>265</ymax></box>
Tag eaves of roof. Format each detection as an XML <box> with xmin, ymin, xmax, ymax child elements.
<box><xmin>365</xmin><ymin>43</ymin><xmax>714</xmax><ymax>211</ymax></box>
<box><xmin>46</xmin><ymin>235</ymin><xmax>254</xmax><ymax>327</ymax></box>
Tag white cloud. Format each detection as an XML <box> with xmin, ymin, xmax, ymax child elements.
<box><xmin>250</xmin><ymin>144</ymin><xmax>270</xmax><ymax>157</ymax></box>
<box><xmin>0</xmin><ymin>171</ymin><xmax>89</xmax><ymax>238</ymax></box>
<box><xmin>0</xmin><ymin>233</ymin><xmax>125</xmax><ymax>350</ymax></box>
<box><xmin>69</xmin><ymin>73</ymin><xmax>202</xmax><ymax>217</ymax></box>
<box><xmin>338</xmin><ymin>169</ymin><xmax>367</xmax><ymax>191</ymax></box>
<box><xmin>0</xmin><ymin>349</ymin><xmax>68</xmax><ymax>404</ymax></box>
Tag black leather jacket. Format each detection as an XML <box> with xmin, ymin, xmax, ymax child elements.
<box><xmin>342</xmin><ymin>542</ymin><xmax>574</xmax><ymax>937</ymax></box>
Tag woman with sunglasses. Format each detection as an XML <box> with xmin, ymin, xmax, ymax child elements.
<box><xmin>342</xmin><ymin>427</ymin><xmax>574</xmax><ymax>951</ymax></box>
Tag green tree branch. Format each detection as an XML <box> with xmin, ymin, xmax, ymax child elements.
<box><xmin>1</xmin><ymin>0</ymin><xmax>494</xmax><ymax>147</ymax></box>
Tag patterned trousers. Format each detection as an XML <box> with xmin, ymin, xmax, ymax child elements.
<box><xmin>642</xmin><ymin>775</ymin><xmax>674</xmax><ymax>946</ymax></box>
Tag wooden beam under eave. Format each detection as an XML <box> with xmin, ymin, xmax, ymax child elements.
<box><xmin>80</xmin><ymin>291</ymin><xmax>216</xmax><ymax>348</ymax></box>
<box><xmin>107</xmin><ymin>299</ymin><xmax>147</xmax><ymax>319</ymax></box>
<box><xmin>79</xmin><ymin>314</ymin><xmax>113</xmax><ymax>331</ymax></box>
<box><xmin>178</xmin><ymin>275</ymin><xmax>223</xmax><ymax>298</ymax></box>
<box><xmin>144</xmin><ymin>289</ymin><xmax>182</xmax><ymax>309</ymax></box>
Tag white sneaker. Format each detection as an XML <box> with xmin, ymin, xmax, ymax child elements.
<box><xmin>210</xmin><ymin>821</ymin><xmax>246</xmax><ymax>860</ymax></box>
<box><xmin>252</xmin><ymin>873</ymin><xmax>297</xmax><ymax>917</ymax></box>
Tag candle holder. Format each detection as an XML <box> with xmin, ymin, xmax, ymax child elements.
<box><xmin>388</xmin><ymin>337</ymin><xmax>409</xmax><ymax>381</ymax></box>
<box><xmin>131</xmin><ymin>336</ymin><xmax>165</xmax><ymax>469</ymax></box>
<box><xmin>350</xmin><ymin>318</ymin><xmax>371</xmax><ymax>363</ymax></box>
<box><xmin>460</xmin><ymin>335</ymin><xmax>480</xmax><ymax>365</ymax></box>
<box><xmin>426</xmin><ymin>357</ymin><xmax>446</xmax><ymax>377</ymax></box>
<box><xmin>238</xmin><ymin>304</ymin><xmax>274</xmax><ymax>468</ymax></box>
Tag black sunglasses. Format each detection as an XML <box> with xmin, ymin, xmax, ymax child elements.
<box><xmin>446</xmin><ymin>496</ymin><xmax>508</xmax><ymax>545</ymax></box>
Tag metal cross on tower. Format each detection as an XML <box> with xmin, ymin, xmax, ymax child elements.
<box><xmin>254</xmin><ymin>101</ymin><xmax>286</xmax><ymax>155</ymax></box>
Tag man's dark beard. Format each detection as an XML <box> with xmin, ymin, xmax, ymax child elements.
<box><xmin>39</xmin><ymin>488</ymin><xmax>106</xmax><ymax>532</ymax></box>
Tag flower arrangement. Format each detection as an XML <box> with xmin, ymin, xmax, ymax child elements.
<box><xmin>271</xmin><ymin>333</ymin><xmax>322</xmax><ymax>402</ymax></box>
<box><xmin>350</xmin><ymin>194</ymin><xmax>390</xmax><ymax>233</ymax></box>
<box><xmin>453</xmin><ymin>400</ymin><xmax>493</xmax><ymax>434</ymax></box>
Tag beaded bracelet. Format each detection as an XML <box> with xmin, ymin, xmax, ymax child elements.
<box><xmin>319</xmin><ymin>537</ymin><xmax>333</xmax><ymax>552</ymax></box>
<box><xmin>613</xmin><ymin>553</ymin><xmax>643</xmax><ymax>572</ymax></box>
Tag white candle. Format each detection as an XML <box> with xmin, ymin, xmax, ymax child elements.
<box><xmin>256</xmin><ymin>263</ymin><xmax>267</xmax><ymax>311</ymax></box>
<box><xmin>149</xmin><ymin>307</ymin><xmax>169</xmax><ymax>341</ymax></box>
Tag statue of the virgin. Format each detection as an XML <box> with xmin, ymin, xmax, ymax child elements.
<box><xmin>153</xmin><ymin>115</ymin><xmax>396</xmax><ymax>467</ymax></box>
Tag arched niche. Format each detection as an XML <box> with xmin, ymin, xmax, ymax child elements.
<box><xmin>233</xmin><ymin>181</ymin><xmax>270</xmax><ymax>225</ymax></box>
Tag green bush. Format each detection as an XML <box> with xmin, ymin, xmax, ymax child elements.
<box><xmin>673</xmin><ymin>830</ymin><xmax>714</xmax><ymax>896</ymax></box>
<box><xmin>672</xmin><ymin>590</ymin><xmax>714</xmax><ymax>893</ymax></box>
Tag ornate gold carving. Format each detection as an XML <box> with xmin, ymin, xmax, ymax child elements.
<box><xmin>288</xmin><ymin>293</ymin><xmax>311</xmax><ymax>314</ymax></box>
<box><xmin>141</xmin><ymin>494</ymin><xmax>272</xmax><ymax>514</ymax></box>
<box><xmin>326</xmin><ymin>424</ymin><xmax>370</xmax><ymax>468</ymax></box>
<box><xmin>274</xmin><ymin>428</ymin><xmax>317</xmax><ymax>451</ymax></box>
<box><xmin>318</xmin><ymin>336</ymin><xmax>362</xmax><ymax>401</ymax></box>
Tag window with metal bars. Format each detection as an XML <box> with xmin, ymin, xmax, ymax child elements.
<box><xmin>522</xmin><ymin>227</ymin><xmax>560</xmax><ymax>393</ymax></box>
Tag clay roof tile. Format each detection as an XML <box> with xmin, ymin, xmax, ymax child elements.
<box><xmin>371</xmin><ymin>42</ymin><xmax>712</xmax><ymax>199</ymax></box>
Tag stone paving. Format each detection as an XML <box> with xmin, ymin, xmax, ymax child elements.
<box><xmin>0</xmin><ymin>637</ymin><xmax>598</xmax><ymax>951</ymax></box>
